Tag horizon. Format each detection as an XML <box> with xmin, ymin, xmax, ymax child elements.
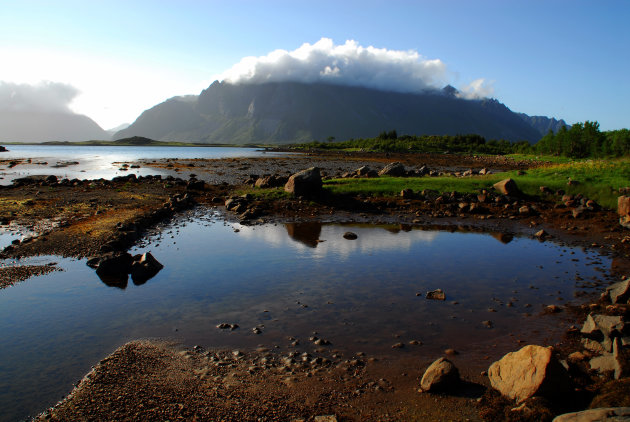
<box><xmin>1</xmin><ymin>1</ymin><xmax>628</xmax><ymax>131</ymax></box>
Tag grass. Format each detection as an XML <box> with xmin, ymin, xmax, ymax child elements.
<box><xmin>323</xmin><ymin>157</ymin><xmax>630</xmax><ymax>210</ymax></box>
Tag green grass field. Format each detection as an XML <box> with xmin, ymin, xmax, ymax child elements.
<box><xmin>323</xmin><ymin>157</ymin><xmax>629</xmax><ymax>209</ymax></box>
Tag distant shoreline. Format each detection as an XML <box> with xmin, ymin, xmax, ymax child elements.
<box><xmin>1</xmin><ymin>140</ymin><xmax>273</xmax><ymax>148</ymax></box>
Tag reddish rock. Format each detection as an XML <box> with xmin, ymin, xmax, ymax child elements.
<box><xmin>493</xmin><ymin>178</ymin><xmax>520</xmax><ymax>196</ymax></box>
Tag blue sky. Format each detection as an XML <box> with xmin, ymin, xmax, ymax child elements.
<box><xmin>1</xmin><ymin>0</ymin><xmax>628</xmax><ymax>130</ymax></box>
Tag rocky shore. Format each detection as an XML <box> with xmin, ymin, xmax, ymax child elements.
<box><xmin>1</xmin><ymin>151</ymin><xmax>629</xmax><ymax>420</ymax></box>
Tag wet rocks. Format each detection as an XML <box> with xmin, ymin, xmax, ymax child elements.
<box><xmin>552</xmin><ymin>407</ymin><xmax>630</xmax><ymax>422</ymax></box>
<box><xmin>217</xmin><ymin>323</ymin><xmax>239</xmax><ymax>330</ymax></box>
<box><xmin>426</xmin><ymin>289</ymin><xmax>446</xmax><ymax>300</ymax></box>
<box><xmin>90</xmin><ymin>251</ymin><xmax>133</xmax><ymax>277</ymax></box>
<box><xmin>284</xmin><ymin>167</ymin><xmax>322</xmax><ymax>197</ymax></box>
<box><xmin>378</xmin><ymin>162</ymin><xmax>406</xmax><ymax>177</ymax></box>
<box><xmin>419</xmin><ymin>357</ymin><xmax>460</xmax><ymax>392</ymax></box>
<box><xmin>535</xmin><ymin>229</ymin><xmax>550</xmax><ymax>240</ymax></box>
<box><xmin>343</xmin><ymin>232</ymin><xmax>358</xmax><ymax>240</ymax></box>
<box><xmin>493</xmin><ymin>178</ymin><xmax>520</xmax><ymax>196</ymax></box>
<box><xmin>488</xmin><ymin>344</ymin><xmax>572</xmax><ymax>403</ymax></box>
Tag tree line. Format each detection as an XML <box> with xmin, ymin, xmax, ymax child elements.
<box><xmin>296</xmin><ymin>122</ymin><xmax>629</xmax><ymax>158</ymax></box>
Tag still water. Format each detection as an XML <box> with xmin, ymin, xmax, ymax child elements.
<box><xmin>0</xmin><ymin>145</ymin><xmax>286</xmax><ymax>184</ymax></box>
<box><xmin>0</xmin><ymin>211</ymin><xmax>613</xmax><ymax>421</ymax></box>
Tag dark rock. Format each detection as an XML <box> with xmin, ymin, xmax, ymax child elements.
<box><xmin>553</xmin><ymin>407</ymin><xmax>630</xmax><ymax>421</ymax></box>
<box><xmin>343</xmin><ymin>232</ymin><xmax>358</xmax><ymax>240</ymax></box>
<box><xmin>94</xmin><ymin>252</ymin><xmax>133</xmax><ymax>277</ymax></box>
<box><xmin>130</xmin><ymin>252</ymin><xmax>164</xmax><ymax>283</ymax></box>
<box><xmin>426</xmin><ymin>289</ymin><xmax>446</xmax><ymax>300</ymax></box>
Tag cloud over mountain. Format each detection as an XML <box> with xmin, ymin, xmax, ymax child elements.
<box><xmin>218</xmin><ymin>38</ymin><xmax>450</xmax><ymax>94</ymax></box>
<box><xmin>0</xmin><ymin>81</ymin><xmax>80</xmax><ymax>113</ymax></box>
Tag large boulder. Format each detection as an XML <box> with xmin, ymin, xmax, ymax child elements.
<box><xmin>378</xmin><ymin>162</ymin><xmax>407</xmax><ymax>177</ymax></box>
<box><xmin>552</xmin><ymin>407</ymin><xmax>630</xmax><ymax>422</ymax></box>
<box><xmin>493</xmin><ymin>178</ymin><xmax>520</xmax><ymax>196</ymax></box>
<box><xmin>488</xmin><ymin>345</ymin><xmax>572</xmax><ymax>403</ymax></box>
<box><xmin>619</xmin><ymin>196</ymin><xmax>630</xmax><ymax>228</ymax></box>
<box><xmin>284</xmin><ymin>167</ymin><xmax>322</xmax><ymax>196</ymax></box>
<box><xmin>419</xmin><ymin>357</ymin><xmax>460</xmax><ymax>392</ymax></box>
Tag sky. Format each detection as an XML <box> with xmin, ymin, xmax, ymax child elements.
<box><xmin>1</xmin><ymin>0</ymin><xmax>628</xmax><ymax>131</ymax></box>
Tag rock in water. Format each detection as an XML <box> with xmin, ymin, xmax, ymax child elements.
<box><xmin>343</xmin><ymin>232</ymin><xmax>358</xmax><ymax>240</ymax></box>
<box><xmin>552</xmin><ymin>407</ymin><xmax>630</xmax><ymax>422</ymax></box>
<box><xmin>284</xmin><ymin>167</ymin><xmax>322</xmax><ymax>196</ymax></box>
<box><xmin>130</xmin><ymin>252</ymin><xmax>164</xmax><ymax>283</ymax></box>
<box><xmin>419</xmin><ymin>357</ymin><xmax>460</xmax><ymax>392</ymax></box>
<box><xmin>493</xmin><ymin>178</ymin><xmax>520</xmax><ymax>196</ymax></box>
<box><xmin>488</xmin><ymin>344</ymin><xmax>572</xmax><ymax>403</ymax></box>
<box><xmin>426</xmin><ymin>289</ymin><xmax>446</xmax><ymax>300</ymax></box>
<box><xmin>95</xmin><ymin>252</ymin><xmax>133</xmax><ymax>277</ymax></box>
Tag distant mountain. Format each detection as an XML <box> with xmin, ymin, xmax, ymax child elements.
<box><xmin>106</xmin><ymin>123</ymin><xmax>130</xmax><ymax>136</ymax></box>
<box><xmin>517</xmin><ymin>113</ymin><xmax>569</xmax><ymax>136</ymax></box>
<box><xmin>115</xmin><ymin>81</ymin><xmax>546</xmax><ymax>144</ymax></box>
<box><xmin>0</xmin><ymin>111</ymin><xmax>110</xmax><ymax>142</ymax></box>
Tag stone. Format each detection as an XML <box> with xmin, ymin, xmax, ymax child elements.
<box><xmin>535</xmin><ymin>229</ymin><xmax>549</xmax><ymax>239</ymax></box>
<box><xmin>590</xmin><ymin>338</ymin><xmax>623</xmax><ymax>380</ymax></box>
<box><xmin>378</xmin><ymin>162</ymin><xmax>406</xmax><ymax>177</ymax></box>
<box><xmin>604</xmin><ymin>280</ymin><xmax>630</xmax><ymax>304</ymax></box>
<box><xmin>94</xmin><ymin>252</ymin><xmax>133</xmax><ymax>277</ymax></box>
<box><xmin>400</xmin><ymin>188</ymin><xmax>414</xmax><ymax>198</ymax></box>
<box><xmin>552</xmin><ymin>407</ymin><xmax>630</xmax><ymax>422</ymax></box>
<box><xmin>419</xmin><ymin>357</ymin><xmax>460</xmax><ymax>392</ymax></box>
<box><xmin>493</xmin><ymin>178</ymin><xmax>520</xmax><ymax>196</ymax></box>
<box><xmin>426</xmin><ymin>289</ymin><xmax>446</xmax><ymax>300</ymax></box>
<box><xmin>581</xmin><ymin>314</ymin><xmax>625</xmax><ymax>353</ymax></box>
<box><xmin>284</xmin><ymin>167</ymin><xmax>322</xmax><ymax>196</ymax></box>
<box><xmin>343</xmin><ymin>232</ymin><xmax>358</xmax><ymax>240</ymax></box>
<box><xmin>619</xmin><ymin>196</ymin><xmax>630</xmax><ymax>228</ymax></box>
<box><xmin>488</xmin><ymin>344</ymin><xmax>572</xmax><ymax>403</ymax></box>
<box><xmin>479</xmin><ymin>168</ymin><xmax>489</xmax><ymax>175</ymax></box>
<box><xmin>130</xmin><ymin>252</ymin><xmax>164</xmax><ymax>282</ymax></box>
<box><xmin>255</xmin><ymin>175</ymin><xmax>287</xmax><ymax>189</ymax></box>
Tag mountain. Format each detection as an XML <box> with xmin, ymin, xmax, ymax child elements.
<box><xmin>0</xmin><ymin>111</ymin><xmax>110</xmax><ymax>142</ymax></box>
<box><xmin>106</xmin><ymin>123</ymin><xmax>131</xmax><ymax>136</ymax></box>
<box><xmin>115</xmin><ymin>81</ymin><xmax>545</xmax><ymax>144</ymax></box>
<box><xmin>517</xmin><ymin>113</ymin><xmax>569</xmax><ymax>136</ymax></box>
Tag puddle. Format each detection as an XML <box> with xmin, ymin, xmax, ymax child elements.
<box><xmin>0</xmin><ymin>212</ymin><xmax>615</xmax><ymax>421</ymax></box>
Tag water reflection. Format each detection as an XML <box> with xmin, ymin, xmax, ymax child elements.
<box><xmin>491</xmin><ymin>232</ymin><xmax>514</xmax><ymax>244</ymax></box>
<box><xmin>285</xmin><ymin>222</ymin><xmax>322</xmax><ymax>248</ymax></box>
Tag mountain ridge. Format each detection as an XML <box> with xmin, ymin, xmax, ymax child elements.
<box><xmin>115</xmin><ymin>81</ymin><xmax>561</xmax><ymax>144</ymax></box>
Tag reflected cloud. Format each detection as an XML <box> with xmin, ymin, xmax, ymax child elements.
<box><xmin>234</xmin><ymin>223</ymin><xmax>439</xmax><ymax>260</ymax></box>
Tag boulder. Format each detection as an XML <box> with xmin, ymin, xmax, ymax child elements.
<box><xmin>419</xmin><ymin>357</ymin><xmax>460</xmax><ymax>392</ymax></box>
<box><xmin>603</xmin><ymin>280</ymin><xmax>630</xmax><ymax>304</ymax></box>
<box><xmin>552</xmin><ymin>407</ymin><xmax>630</xmax><ymax>422</ymax></box>
<box><xmin>130</xmin><ymin>252</ymin><xmax>164</xmax><ymax>283</ymax></box>
<box><xmin>378</xmin><ymin>162</ymin><xmax>406</xmax><ymax>177</ymax></box>
<box><xmin>343</xmin><ymin>232</ymin><xmax>358</xmax><ymax>240</ymax></box>
<box><xmin>488</xmin><ymin>345</ymin><xmax>572</xmax><ymax>403</ymax></box>
<box><xmin>255</xmin><ymin>175</ymin><xmax>287</xmax><ymax>188</ymax></box>
<box><xmin>619</xmin><ymin>196</ymin><xmax>630</xmax><ymax>228</ymax></box>
<box><xmin>493</xmin><ymin>178</ymin><xmax>520</xmax><ymax>196</ymax></box>
<box><xmin>284</xmin><ymin>167</ymin><xmax>322</xmax><ymax>196</ymax></box>
<box><xmin>400</xmin><ymin>189</ymin><xmax>414</xmax><ymax>198</ymax></box>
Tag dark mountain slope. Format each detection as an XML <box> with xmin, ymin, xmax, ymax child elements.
<box><xmin>115</xmin><ymin>81</ymin><xmax>544</xmax><ymax>144</ymax></box>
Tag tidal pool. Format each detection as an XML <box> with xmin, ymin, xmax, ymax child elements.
<box><xmin>0</xmin><ymin>212</ymin><xmax>614</xmax><ymax>421</ymax></box>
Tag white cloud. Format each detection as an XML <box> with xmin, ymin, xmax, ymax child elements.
<box><xmin>457</xmin><ymin>78</ymin><xmax>495</xmax><ymax>99</ymax></box>
<box><xmin>0</xmin><ymin>81</ymin><xmax>79</xmax><ymax>113</ymax></box>
<box><xmin>218</xmin><ymin>38</ymin><xmax>448</xmax><ymax>93</ymax></box>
